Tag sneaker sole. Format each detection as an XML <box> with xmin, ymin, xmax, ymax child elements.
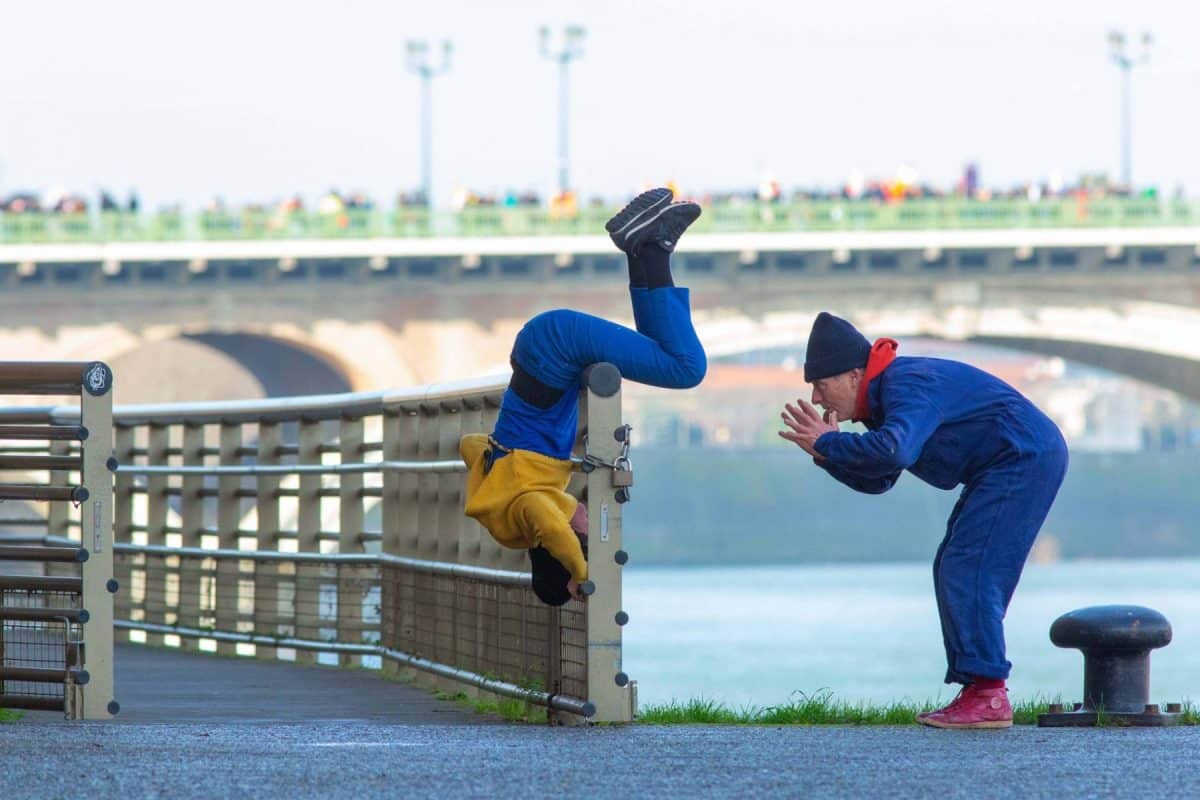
<box><xmin>625</xmin><ymin>201</ymin><xmax>701</xmax><ymax>250</ymax></box>
<box><xmin>916</xmin><ymin>717</ymin><xmax>1013</xmax><ymax>730</ymax></box>
<box><xmin>605</xmin><ymin>188</ymin><xmax>673</xmax><ymax>237</ymax></box>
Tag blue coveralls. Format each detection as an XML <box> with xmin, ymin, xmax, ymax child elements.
<box><xmin>492</xmin><ymin>286</ymin><xmax>707</xmax><ymax>459</ymax></box>
<box><xmin>813</xmin><ymin>356</ymin><xmax>1069</xmax><ymax>683</ymax></box>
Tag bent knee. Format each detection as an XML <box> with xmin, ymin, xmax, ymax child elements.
<box><xmin>518</xmin><ymin>309</ymin><xmax>573</xmax><ymax>342</ymax></box>
<box><xmin>664</xmin><ymin>354</ymin><xmax>706</xmax><ymax>389</ymax></box>
<box><xmin>679</xmin><ymin>353</ymin><xmax>707</xmax><ymax>388</ymax></box>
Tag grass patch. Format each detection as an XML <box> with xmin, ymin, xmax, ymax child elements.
<box><xmin>0</xmin><ymin>709</ymin><xmax>23</xmax><ymax>723</ymax></box>
<box><xmin>638</xmin><ymin>690</ymin><xmax>1061</xmax><ymax>725</ymax></box>
<box><xmin>435</xmin><ymin>690</ymin><xmax>549</xmax><ymax>724</ymax></box>
<box><xmin>640</xmin><ymin>692</ymin><xmax>1200</xmax><ymax>726</ymax></box>
<box><xmin>434</xmin><ymin>674</ymin><xmax>550</xmax><ymax>723</ymax></box>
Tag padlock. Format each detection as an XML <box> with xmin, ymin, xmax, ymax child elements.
<box><xmin>611</xmin><ymin>468</ymin><xmax>634</xmax><ymax>488</ymax></box>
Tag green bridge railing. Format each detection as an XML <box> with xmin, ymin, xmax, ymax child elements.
<box><xmin>2</xmin><ymin>197</ymin><xmax>1198</xmax><ymax>245</ymax></box>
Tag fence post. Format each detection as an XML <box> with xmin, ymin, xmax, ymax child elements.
<box><xmin>143</xmin><ymin>423</ymin><xmax>170</xmax><ymax>646</ymax></box>
<box><xmin>178</xmin><ymin>423</ymin><xmax>204</xmax><ymax>650</ymax></box>
<box><xmin>112</xmin><ymin>424</ymin><xmax>135</xmax><ymax>644</ymax></box>
<box><xmin>295</xmin><ymin>418</ymin><xmax>323</xmax><ymax>665</ymax></box>
<box><xmin>337</xmin><ymin>414</ymin><xmax>364</xmax><ymax>667</ymax></box>
<box><xmin>254</xmin><ymin>422</ymin><xmax>281</xmax><ymax>661</ymax></box>
<box><xmin>583</xmin><ymin>364</ymin><xmax>634</xmax><ymax>723</ymax></box>
<box><xmin>215</xmin><ymin>422</ymin><xmax>242</xmax><ymax>656</ymax></box>
<box><xmin>79</xmin><ymin>362</ymin><xmax>116</xmax><ymax>719</ymax></box>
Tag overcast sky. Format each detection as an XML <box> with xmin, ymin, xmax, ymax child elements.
<box><xmin>2</xmin><ymin>0</ymin><xmax>1194</xmax><ymax>209</ymax></box>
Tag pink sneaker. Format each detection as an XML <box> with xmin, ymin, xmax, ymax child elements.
<box><xmin>917</xmin><ymin>685</ymin><xmax>1013</xmax><ymax>729</ymax></box>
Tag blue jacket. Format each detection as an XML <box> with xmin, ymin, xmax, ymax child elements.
<box><xmin>813</xmin><ymin>356</ymin><xmax>1064</xmax><ymax>494</ymax></box>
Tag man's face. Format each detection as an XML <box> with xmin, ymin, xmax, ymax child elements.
<box><xmin>570</xmin><ymin>501</ymin><xmax>588</xmax><ymax>538</ymax></box>
<box><xmin>809</xmin><ymin>368</ymin><xmax>863</xmax><ymax>420</ymax></box>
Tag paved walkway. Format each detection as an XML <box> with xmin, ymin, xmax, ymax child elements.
<box><xmin>100</xmin><ymin>644</ymin><xmax>478</xmax><ymax>724</ymax></box>
<box><xmin>5</xmin><ymin>645</ymin><xmax>1200</xmax><ymax>798</ymax></box>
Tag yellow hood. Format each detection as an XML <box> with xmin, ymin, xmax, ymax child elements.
<box><xmin>459</xmin><ymin>433</ymin><xmax>586</xmax><ymax>581</ymax></box>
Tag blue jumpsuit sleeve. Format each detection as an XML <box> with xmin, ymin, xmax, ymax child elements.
<box><xmin>812</xmin><ymin>374</ymin><xmax>945</xmax><ymax>478</ymax></box>
<box><xmin>814</xmin><ymin>457</ymin><xmax>900</xmax><ymax>494</ymax></box>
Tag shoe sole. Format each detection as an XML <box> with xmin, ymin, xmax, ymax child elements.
<box><xmin>916</xmin><ymin>717</ymin><xmax>1013</xmax><ymax>730</ymax></box>
<box><xmin>605</xmin><ymin>188</ymin><xmax>673</xmax><ymax>238</ymax></box>
<box><xmin>623</xmin><ymin>201</ymin><xmax>702</xmax><ymax>249</ymax></box>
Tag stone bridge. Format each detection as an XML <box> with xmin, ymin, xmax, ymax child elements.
<box><xmin>1</xmin><ymin>225</ymin><xmax>1198</xmax><ymax>402</ymax></box>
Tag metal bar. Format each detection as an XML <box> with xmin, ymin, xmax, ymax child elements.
<box><xmin>13</xmin><ymin>377</ymin><xmax>507</xmax><ymax>429</ymax></box>
<box><xmin>112</xmin><ymin>620</ymin><xmax>593</xmax><ymax>716</ymax></box>
<box><xmin>0</xmin><ymin>455</ymin><xmax>82</xmax><ymax>471</ymax></box>
<box><xmin>0</xmin><ymin>607</ymin><xmax>87</xmax><ymax>622</ymax></box>
<box><xmin>0</xmin><ymin>667</ymin><xmax>87</xmax><ymax>685</ymax></box>
<box><xmin>0</xmin><ymin>695</ymin><xmax>65</xmax><ymax>712</ymax></box>
<box><xmin>0</xmin><ymin>425</ymin><xmax>86</xmax><ymax>441</ymax></box>
<box><xmin>113</xmin><ymin>460</ymin><xmax>466</xmax><ymax>476</ymax></box>
<box><xmin>0</xmin><ymin>484</ymin><xmax>86</xmax><ymax>502</ymax></box>
<box><xmin>0</xmin><ymin>362</ymin><xmax>94</xmax><ymax>394</ymax></box>
<box><xmin>0</xmin><ymin>534</ymin><xmax>78</xmax><ymax>547</ymax></box>
<box><xmin>0</xmin><ymin>575</ymin><xmax>82</xmax><ymax>592</ymax></box>
<box><xmin>113</xmin><ymin>542</ymin><xmax>530</xmax><ymax>585</ymax></box>
<box><xmin>0</xmin><ymin>545</ymin><xmax>88</xmax><ymax>562</ymax></box>
<box><xmin>0</xmin><ymin>518</ymin><xmax>47</xmax><ymax>526</ymax></box>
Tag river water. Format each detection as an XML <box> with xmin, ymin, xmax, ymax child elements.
<box><xmin>623</xmin><ymin>559</ymin><xmax>1200</xmax><ymax>708</ymax></box>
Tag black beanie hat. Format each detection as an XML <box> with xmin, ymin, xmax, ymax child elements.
<box><xmin>804</xmin><ymin>312</ymin><xmax>871</xmax><ymax>382</ymax></box>
<box><xmin>529</xmin><ymin>543</ymin><xmax>586</xmax><ymax>607</ymax></box>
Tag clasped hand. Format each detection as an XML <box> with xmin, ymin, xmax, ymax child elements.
<box><xmin>778</xmin><ymin>399</ymin><xmax>840</xmax><ymax>459</ymax></box>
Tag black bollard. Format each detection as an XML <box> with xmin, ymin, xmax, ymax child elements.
<box><xmin>1038</xmin><ymin>605</ymin><xmax>1178</xmax><ymax>727</ymax></box>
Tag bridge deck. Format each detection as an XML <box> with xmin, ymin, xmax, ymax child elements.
<box><xmin>18</xmin><ymin>644</ymin><xmax>482</xmax><ymax>725</ymax></box>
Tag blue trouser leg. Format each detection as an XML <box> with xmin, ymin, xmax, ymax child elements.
<box><xmin>933</xmin><ymin>493</ymin><xmax>968</xmax><ymax>682</ymax></box>
<box><xmin>935</xmin><ymin>446</ymin><xmax>1068</xmax><ymax>684</ymax></box>
<box><xmin>513</xmin><ymin>287</ymin><xmax>706</xmax><ymax>391</ymax></box>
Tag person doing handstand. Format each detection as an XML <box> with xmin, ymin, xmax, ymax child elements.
<box><xmin>460</xmin><ymin>187</ymin><xmax>707</xmax><ymax>605</ymax></box>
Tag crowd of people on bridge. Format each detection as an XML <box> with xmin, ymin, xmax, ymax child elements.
<box><xmin>0</xmin><ymin>163</ymin><xmax>1177</xmax><ymax>222</ymax></box>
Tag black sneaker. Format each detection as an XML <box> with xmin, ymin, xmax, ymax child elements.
<box><xmin>605</xmin><ymin>187</ymin><xmax>673</xmax><ymax>253</ymax></box>
<box><xmin>622</xmin><ymin>200</ymin><xmax>702</xmax><ymax>255</ymax></box>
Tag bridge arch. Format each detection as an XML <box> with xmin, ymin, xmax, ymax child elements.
<box><xmin>41</xmin><ymin>327</ymin><xmax>370</xmax><ymax>404</ymax></box>
<box><xmin>695</xmin><ymin>300</ymin><xmax>1200</xmax><ymax>403</ymax></box>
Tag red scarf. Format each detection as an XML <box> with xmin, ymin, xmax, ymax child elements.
<box><xmin>852</xmin><ymin>338</ymin><xmax>898</xmax><ymax>422</ymax></box>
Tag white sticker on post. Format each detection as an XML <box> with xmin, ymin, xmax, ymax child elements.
<box><xmin>94</xmin><ymin>501</ymin><xmax>103</xmax><ymax>553</ymax></box>
<box><xmin>600</xmin><ymin>502</ymin><xmax>609</xmax><ymax>542</ymax></box>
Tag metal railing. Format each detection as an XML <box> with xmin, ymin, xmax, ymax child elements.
<box><xmin>0</xmin><ymin>368</ymin><xmax>635</xmax><ymax>722</ymax></box>
<box><xmin>2</xmin><ymin>197</ymin><xmax>1198</xmax><ymax>244</ymax></box>
<box><xmin>0</xmin><ymin>362</ymin><xmax>116</xmax><ymax>719</ymax></box>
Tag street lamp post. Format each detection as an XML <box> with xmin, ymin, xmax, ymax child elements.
<box><xmin>539</xmin><ymin>25</ymin><xmax>586</xmax><ymax>197</ymax></box>
<box><xmin>406</xmin><ymin>39</ymin><xmax>453</xmax><ymax>210</ymax></box>
<box><xmin>1107</xmin><ymin>30</ymin><xmax>1152</xmax><ymax>190</ymax></box>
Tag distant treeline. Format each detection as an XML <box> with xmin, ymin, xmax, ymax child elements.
<box><xmin>622</xmin><ymin>448</ymin><xmax>1199</xmax><ymax>564</ymax></box>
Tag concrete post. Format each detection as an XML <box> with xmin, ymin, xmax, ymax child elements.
<box><xmin>582</xmin><ymin>364</ymin><xmax>634</xmax><ymax>723</ymax></box>
<box><xmin>78</xmin><ymin>363</ymin><xmax>116</xmax><ymax>719</ymax></box>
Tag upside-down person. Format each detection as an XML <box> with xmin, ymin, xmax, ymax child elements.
<box><xmin>779</xmin><ymin>313</ymin><xmax>1068</xmax><ymax>729</ymax></box>
<box><xmin>460</xmin><ymin>187</ymin><xmax>707</xmax><ymax>606</ymax></box>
